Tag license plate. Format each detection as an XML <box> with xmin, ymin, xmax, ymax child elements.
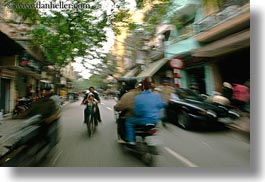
<box><xmin>145</xmin><ymin>136</ymin><xmax>161</xmax><ymax>145</ymax></box>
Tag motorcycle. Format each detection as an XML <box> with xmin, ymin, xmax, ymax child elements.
<box><xmin>0</xmin><ymin>114</ymin><xmax>60</xmax><ymax>166</ymax></box>
<box><xmin>12</xmin><ymin>98</ymin><xmax>32</xmax><ymax>118</ymax></box>
<box><xmin>116</xmin><ymin>115</ymin><xmax>160</xmax><ymax>166</ymax></box>
<box><xmin>84</xmin><ymin>102</ymin><xmax>98</xmax><ymax>137</ymax></box>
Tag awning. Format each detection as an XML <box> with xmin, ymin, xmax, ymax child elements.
<box><xmin>0</xmin><ymin>31</ymin><xmax>24</xmax><ymax>56</ymax></box>
<box><xmin>122</xmin><ymin>67</ymin><xmax>138</xmax><ymax>78</ymax></box>
<box><xmin>192</xmin><ymin>29</ymin><xmax>249</xmax><ymax>57</ymax></box>
<box><xmin>136</xmin><ymin>58</ymin><xmax>169</xmax><ymax>78</ymax></box>
<box><xmin>0</xmin><ymin>65</ymin><xmax>41</xmax><ymax>79</ymax></box>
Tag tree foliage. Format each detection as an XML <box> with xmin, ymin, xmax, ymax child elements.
<box><xmin>3</xmin><ymin>0</ymin><xmax>128</xmax><ymax>67</ymax></box>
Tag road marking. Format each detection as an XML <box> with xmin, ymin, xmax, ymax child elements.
<box><xmin>201</xmin><ymin>141</ymin><xmax>213</xmax><ymax>150</ymax></box>
<box><xmin>52</xmin><ymin>150</ymin><xmax>63</xmax><ymax>166</ymax></box>
<box><xmin>101</xmin><ymin>103</ymin><xmax>106</xmax><ymax>105</ymax></box>
<box><xmin>164</xmin><ymin>147</ymin><xmax>198</xmax><ymax>167</ymax></box>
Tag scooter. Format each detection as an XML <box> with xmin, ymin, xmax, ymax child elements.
<box><xmin>117</xmin><ymin>118</ymin><xmax>160</xmax><ymax>166</ymax></box>
<box><xmin>12</xmin><ymin>98</ymin><xmax>32</xmax><ymax>118</ymax></box>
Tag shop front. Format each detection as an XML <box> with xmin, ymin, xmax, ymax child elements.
<box><xmin>0</xmin><ymin>69</ymin><xmax>16</xmax><ymax>114</ymax></box>
<box><xmin>192</xmin><ymin>29</ymin><xmax>250</xmax><ymax>95</ymax></box>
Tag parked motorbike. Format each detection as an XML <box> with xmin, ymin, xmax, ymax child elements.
<box><xmin>12</xmin><ymin>98</ymin><xmax>32</xmax><ymax>118</ymax></box>
<box><xmin>116</xmin><ymin>115</ymin><xmax>160</xmax><ymax>166</ymax></box>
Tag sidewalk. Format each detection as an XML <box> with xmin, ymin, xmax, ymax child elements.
<box><xmin>0</xmin><ymin>100</ymin><xmax>70</xmax><ymax>124</ymax></box>
<box><xmin>227</xmin><ymin>112</ymin><xmax>250</xmax><ymax>134</ymax></box>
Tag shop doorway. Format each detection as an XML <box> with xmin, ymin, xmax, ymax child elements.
<box><xmin>0</xmin><ymin>78</ymin><xmax>11</xmax><ymax>113</ymax></box>
<box><xmin>186</xmin><ymin>66</ymin><xmax>206</xmax><ymax>94</ymax></box>
<box><xmin>218</xmin><ymin>48</ymin><xmax>250</xmax><ymax>85</ymax></box>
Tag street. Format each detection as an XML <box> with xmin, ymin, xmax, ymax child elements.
<box><xmin>40</xmin><ymin>98</ymin><xmax>250</xmax><ymax>167</ymax></box>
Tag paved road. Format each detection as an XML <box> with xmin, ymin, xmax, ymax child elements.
<box><xmin>40</xmin><ymin>98</ymin><xmax>250</xmax><ymax>167</ymax></box>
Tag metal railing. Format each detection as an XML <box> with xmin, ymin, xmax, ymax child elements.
<box><xmin>194</xmin><ymin>3</ymin><xmax>249</xmax><ymax>33</ymax></box>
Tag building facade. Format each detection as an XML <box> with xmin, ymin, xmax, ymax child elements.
<box><xmin>127</xmin><ymin>0</ymin><xmax>250</xmax><ymax>96</ymax></box>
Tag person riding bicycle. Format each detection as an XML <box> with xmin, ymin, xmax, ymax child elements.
<box><xmin>125</xmin><ymin>77</ymin><xmax>167</xmax><ymax>146</ymax></box>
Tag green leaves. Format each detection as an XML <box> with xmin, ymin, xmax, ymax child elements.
<box><xmin>4</xmin><ymin>0</ymin><xmax>121</xmax><ymax>67</ymax></box>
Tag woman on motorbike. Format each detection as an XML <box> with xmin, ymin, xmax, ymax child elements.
<box><xmin>82</xmin><ymin>93</ymin><xmax>98</xmax><ymax>123</ymax></box>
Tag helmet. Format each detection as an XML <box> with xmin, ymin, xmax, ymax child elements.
<box><xmin>125</xmin><ymin>79</ymin><xmax>137</xmax><ymax>91</ymax></box>
<box><xmin>223</xmin><ymin>82</ymin><xmax>232</xmax><ymax>89</ymax></box>
<box><xmin>142</xmin><ymin>76</ymin><xmax>155</xmax><ymax>90</ymax></box>
<box><xmin>88</xmin><ymin>92</ymin><xmax>94</xmax><ymax>97</ymax></box>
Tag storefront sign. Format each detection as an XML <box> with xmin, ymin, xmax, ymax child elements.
<box><xmin>19</xmin><ymin>54</ymin><xmax>42</xmax><ymax>73</ymax></box>
<box><xmin>0</xmin><ymin>69</ymin><xmax>16</xmax><ymax>78</ymax></box>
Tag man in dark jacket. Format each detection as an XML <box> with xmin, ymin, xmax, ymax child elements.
<box><xmin>26</xmin><ymin>84</ymin><xmax>61</xmax><ymax>148</ymax></box>
<box><xmin>27</xmin><ymin>85</ymin><xmax>57</xmax><ymax>120</ymax></box>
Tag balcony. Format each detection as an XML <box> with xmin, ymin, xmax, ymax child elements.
<box><xmin>194</xmin><ymin>3</ymin><xmax>249</xmax><ymax>43</ymax></box>
<box><xmin>149</xmin><ymin>47</ymin><xmax>164</xmax><ymax>62</ymax></box>
<box><xmin>194</xmin><ymin>2</ymin><xmax>249</xmax><ymax>31</ymax></box>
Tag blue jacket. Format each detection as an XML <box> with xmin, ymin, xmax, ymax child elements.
<box><xmin>134</xmin><ymin>90</ymin><xmax>166</xmax><ymax>123</ymax></box>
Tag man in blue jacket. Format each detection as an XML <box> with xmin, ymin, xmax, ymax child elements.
<box><xmin>125</xmin><ymin>77</ymin><xmax>167</xmax><ymax>145</ymax></box>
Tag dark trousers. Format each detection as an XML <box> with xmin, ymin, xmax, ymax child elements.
<box><xmin>95</xmin><ymin>106</ymin><xmax>101</xmax><ymax>122</ymax></box>
<box><xmin>117</xmin><ymin>117</ymin><xmax>126</xmax><ymax>141</ymax></box>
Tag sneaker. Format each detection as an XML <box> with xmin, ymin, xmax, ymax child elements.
<box><xmin>117</xmin><ymin>139</ymin><xmax>126</xmax><ymax>144</ymax></box>
<box><xmin>126</xmin><ymin>142</ymin><xmax>136</xmax><ymax>150</ymax></box>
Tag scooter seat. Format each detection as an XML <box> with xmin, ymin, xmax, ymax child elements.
<box><xmin>135</xmin><ymin>123</ymin><xmax>156</xmax><ymax>131</ymax></box>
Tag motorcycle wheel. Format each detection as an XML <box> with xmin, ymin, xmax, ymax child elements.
<box><xmin>142</xmin><ymin>152</ymin><xmax>154</xmax><ymax>167</ymax></box>
<box><xmin>177</xmin><ymin>110</ymin><xmax>191</xmax><ymax>129</ymax></box>
<box><xmin>139</xmin><ymin>143</ymin><xmax>155</xmax><ymax>166</ymax></box>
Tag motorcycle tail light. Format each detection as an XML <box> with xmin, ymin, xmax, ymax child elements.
<box><xmin>147</xmin><ymin>128</ymin><xmax>158</xmax><ymax>135</ymax></box>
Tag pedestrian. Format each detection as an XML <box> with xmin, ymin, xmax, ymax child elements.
<box><xmin>232</xmin><ymin>83</ymin><xmax>250</xmax><ymax>111</ymax></box>
<box><xmin>222</xmin><ymin>82</ymin><xmax>233</xmax><ymax>102</ymax></box>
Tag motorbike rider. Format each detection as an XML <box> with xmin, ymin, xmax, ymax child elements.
<box><xmin>114</xmin><ymin>79</ymin><xmax>141</xmax><ymax>142</ymax></box>
<box><xmin>83</xmin><ymin>92</ymin><xmax>99</xmax><ymax>124</ymax></box>
<box><xmin>25</xmin><ymin>84</ymin><xmax>61</xmax><ymax>147</ymax></box>
<box><xmin>125</xmin><ymin>77</ymin><xmax>167</xmax><ymax>146</ymax></box>
<box><xmin>82</xmin><ymin>86</ymin><xmax>102</xmax><ymax>123</ymax></box>
<box><xmin>26</xmin><ymin>84</ymin><xmax>58</xmax><ymax>120</ymax></box>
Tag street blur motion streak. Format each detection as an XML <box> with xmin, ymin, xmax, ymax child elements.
<box><xmin>39</xmin><ymin>98</ymin><xmax>249</xmax><ymax>167</ymax></box>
